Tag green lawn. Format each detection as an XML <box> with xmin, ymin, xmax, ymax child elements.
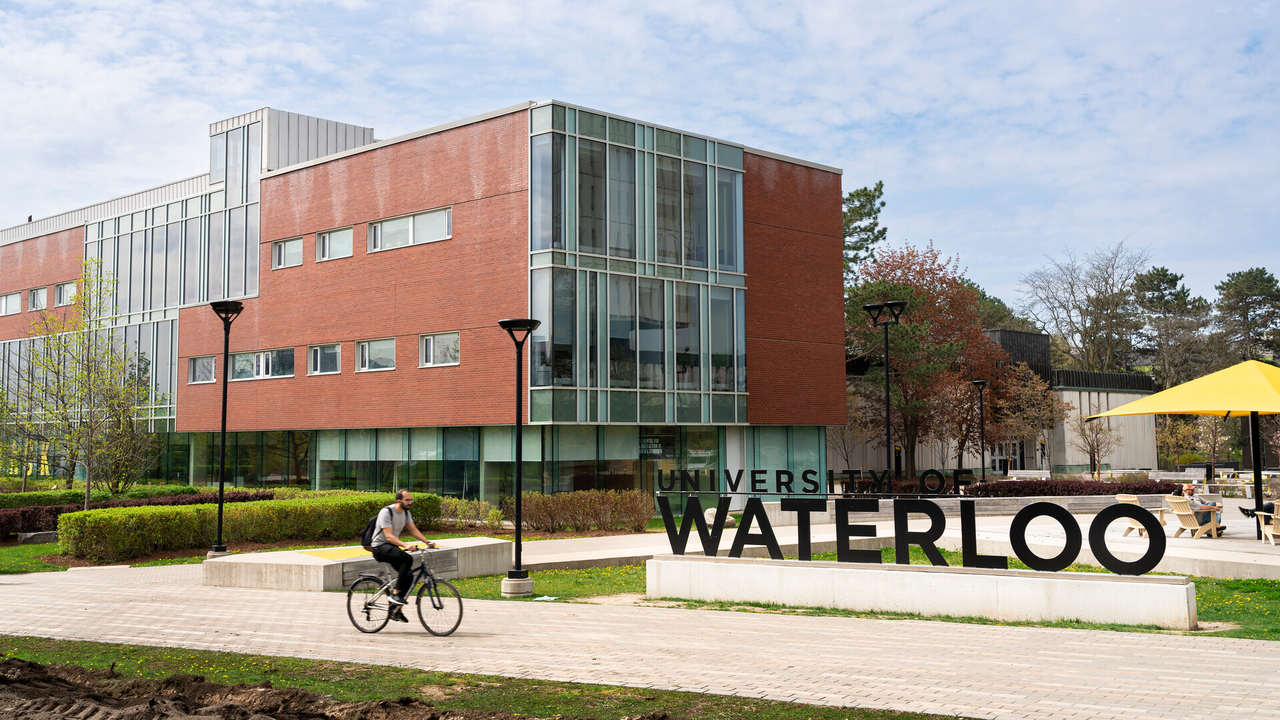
<box><xmin>451</xmin><ymin>564</ymin><xmax>647</xmax><ymax>601</ymax></box>
<box><xmin>0</xmin><ymin>542</ymin><xmax>66</xmax><ymax>574</ymax></box>
<box><xmin>0</xmin><ymin>634</ymin><xmax>951</xmax><ymax>719</ymax></box>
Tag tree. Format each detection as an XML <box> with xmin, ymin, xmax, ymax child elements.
<box><xmin>1215</xmin><ymin>267</ymin><xmax>1280</xmax><ymax>362</ymax></box>
<box><xmin>0</xmin><ymin>259</ymin><xmax>158</xmax><ymax>506</ymax></box>
<box><xmin>1133</xmin><ymin>267</ymin><xmax>1214</xmax><ymax>389</ymax></box>
<box><xmin>1020</xmin><ymin>241</ymin><xmax>1150</xmax><ymax>373</ymax></box>
<box><xmin>1196</xmin><ymin>415</ymin><xmax>1238</xmax><ymax>475</ymax></box>
<box><xmin>963</xmin><ymin>280</ymin><xmax>1040</xmax><ymax>333</ymax></box>
<box><xmin>997</xmin><ymin>363</ymin><xmax>1073</xmax><ymax>471</ymax></box>
<box><xmin>826</xmin><ymin>389</ymin><xmax>868</xmax><ymax>474</ymax></box>
<box><xmin>847</xmin><ymin>242</ymin><xmax>1010</xmax><ymax>481</ymax></box>
<box><xmin>1070</xmin><ymin>403</ymin><xmax>1124</xmax><ymax>478</ymax></box>
<box><xmin>1155</xmin><ymin>417</ymin><xmax>1200</xmax><ymax>470</ymax></box>
<box><xmin>841</xmin><ymin>181</ymin><xmax>887</xmax><ymax>287</ymax></box>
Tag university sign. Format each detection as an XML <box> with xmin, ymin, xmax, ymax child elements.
<box><xmin>656</xmin><ymin>469</ymin><xmax>1169</xmax><ymax>576</ymax></box>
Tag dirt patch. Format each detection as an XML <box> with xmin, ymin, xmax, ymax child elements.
<box><xmin>1186</xmin><ymin>621</ymin><xmax>1241</xmax><ymax>633</ymax></box>
<box><xmin>0</xmin><ymin>657</ymin><xmax>644</xmax><ymax>719</ymax></box>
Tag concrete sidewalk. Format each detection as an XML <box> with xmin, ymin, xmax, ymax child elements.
<box><xmin>3</xmin><ymin>563</ymin><xmax>1279</xmax><ymax>720</ymax></box>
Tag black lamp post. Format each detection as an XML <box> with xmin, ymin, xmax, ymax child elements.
<box><xmin>209</xmin><ymin>300</ymin><xmax>243</xmax><ymax>554</ymax></box>
<box><xmin>972</xmin><ymin>379</ymin><xmax>989</xmax><ymax>482</ymax></box>
<box><xmin>863</xmin><ymin>301</ymin><xmax>908</xmax><ymax>488</ymax></box>
<box><xmin>499</xmin><ymin>318</ymin><xmax>540</xmax><ymax>592</ymax></box>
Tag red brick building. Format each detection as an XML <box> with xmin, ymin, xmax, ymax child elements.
<box><xmin>0</xmin><ymin>102</ymin><xmax>844</xmax><ymax>503</ymax></box>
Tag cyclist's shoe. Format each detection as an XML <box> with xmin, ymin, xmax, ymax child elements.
<box><xmin>388</xmin><ymin>593</ymin><xmax>408</xmax><ymax>606</ymax></box>
<box><xmin>390</xmin><ymin>608</ymin><xmax>409</xmax><ymax>622</ymax></box>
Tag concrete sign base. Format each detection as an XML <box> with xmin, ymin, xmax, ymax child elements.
<box><xmin>647</xmin><ymin>554</ymin><xmax>1198</xmax><ymax>630</ymax></box>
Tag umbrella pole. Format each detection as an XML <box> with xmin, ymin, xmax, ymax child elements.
<box><xmin>1252</xmin><ymin>411</ymin><xmax>1264</xmax><ymax>540</ymax></box>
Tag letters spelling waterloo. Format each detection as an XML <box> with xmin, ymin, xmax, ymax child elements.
<box><xmin>655</xmin><ymin>468</ymin><xmax>1168</xmax><ymax>576</ymax></box>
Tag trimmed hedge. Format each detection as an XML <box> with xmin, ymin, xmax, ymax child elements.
<box><xmin>964</xmin><ymin>479</ymin><xmax>1181</xmax><ymax>498</ymax></box>
<box><xmin>0</xmin><ymin>484</ymin><xmax>198</xmax><ymax>510</ymax></box>
<box><xmin>0</xmin><ymin>491</ymin><xmax>273</xmax><ymax>538</ymax></box>
<box><xmin>501</xmin><ymin>490</ymin><xmax>653</xmax><ymax>533</ymax></box>
<box><xmin>58</xmin><ymin>492</ymin><xmax>442</xmax><ymax>562</ymax></box>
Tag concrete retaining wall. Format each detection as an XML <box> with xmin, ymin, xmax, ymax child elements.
<box><xmin>647</xmin><ymin>555</ymin><xmax>1198</xmax><ymax>630</ymax></box>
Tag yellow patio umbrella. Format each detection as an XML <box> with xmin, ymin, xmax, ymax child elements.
<box><xmin>1090</xmin><ymin>360</ymin><xmax>1280</xmax><ymax>535</ymax></box>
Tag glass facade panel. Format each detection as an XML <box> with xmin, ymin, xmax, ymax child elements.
<box><xmin>149</xmin><ymin>226</ymin><xmax>165</xmax><ymax>310</ymax></box>
<box><xmin>637</xmin><ymin>278</ymin><xmax>664</xmax><ymax>389</ymax></box>
<box><xmin>735</xmin><ymin>287</ymin><xmax>747</xmax><ymax>392</ymax></box>
<box><xmin>228</xmin><ymin>206</ymin><xmax>246</xmax><ymax>297</ymax></box>
<box><xmin>608</xmin><ymin>118</ymin><xmax>636</xmax><ymax>146</ymax></box>
<box><xmin>530</xmin><ymin>269</ymin><xmax>552</xmax><ymax>387</ymax></box>
<box><xmin>710</xmin><ymin>286</ymin><xmax>734</xmax><ymax>391</ymax></box>
<box><xmin>226</xmin><ymin>127</ymin><xmax>243</xmax><ymax>206</ymax></box>
<box><xmin>654</xmin><ymin>156</ymin><xmax>681</xmax><ymax>264</ymax></box>
<box><xmin>552</xmin><ymin>268</ymin><xmax>576</xmax><ymax>386</ymax></box>
<box><xmin>601</xmin><ymin>425</ymin><xmax>639</xmax><ymax>490</ymax></box>
<box><xmin>676</xmin><ymin>393</ymin><xmax>701</xmax><ymax>424</ymax></box>
<box><xmin>716</xmin><ymin>169</ymin><xmax>744</xmax><ymax>273</ymax></box>
<box><xmin>183</xmin><ymin>217</ymin><xmax>200</xmax><ymax>304</ymax></box>
<box><xmin>655</xmin><ymin>128</ymin><xmax>681</xmax><ymax>156</ymax></box>
<box><xmin>608</xmin><ymin>274</ymin><xmax>636</xmax><ymax>388</ymax></box>
<box><xmin>530</xmin><ymin>133</ymin><xmax>565</xmax><ymax>251</ymax></box>
<box><xmin>675</xmin><ymin>283</ymin><xmax>700</xmax><ymax>390</ymax></box>
<box><xmin>207</xmin><ymin>213</ymin><xmax>223</xmax><ymax>301</ymax></box>
<box><xmin>717</xmin><ymin>143</ymin><xmax>744</xmax><ymax>170</ymax></box>
<box><xmin>607</xmin><ymin>146</ymin><xmax>636</xmax><ymax>258</ymax></box>
<box><xmin>683</xmin><ymin>136</ymin><xmax>707</xmax><ymax>161</ymax></box>
<box><xmin>609</xmin><ymin>391</ymin><xmax>637</xmax><ymax>423</ymax></box>
<box><xmin>682</xmin><ymin>162</ymin><xmax>708</xmax><ymax>268</ymax></box>
<box><xmin>578</xmin><ymin>139</ymin><xmax>606</xmax><ymax>255</ymax></box>
<box><xmin>712</xmin><ymin>394</ymin><xmax>735</xmax><ymax>423</ymax></box>
<box><xmin>129</xmin><ymin>231</ymin><xmax>145</xmax><ymax>312</ymax></box>
<box><xmin>210</xmin><ymin>132</ymin><xmax>226</xmax><ymax>184</ymax></box>
<box><xmin>245</xmin><ymin>204</ymin><xmax>260</xmax><ymax>296</ymax></box>
<box><xmin>558</xmin><ymin>425</ymin><xmax>597</xmax><ymax>491</ymax></box>
<box><xmin>165</xmin><ymin>222</ymin><xmax>181</xmax><ymax>307</ymax></box>
<box><xmin>578</xmin><ymin>111</ymin><xmax>606</xmax><ymax>140</ymax></box>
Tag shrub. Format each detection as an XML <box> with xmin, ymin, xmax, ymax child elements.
<box><xmin>0</xmin><ymin>490</ymin><xmax>274</xmax><ymax>538</ymax></box>
<box><xmin>485</xmin><ymin>508</ymin><xmax>504</xmax><ymax>531</ymax></box>
<box><xmin>965</xmin><ymin>479</ymin><xmax>1181</xmax><ymax>498</ymax></box>
<box><xmin>613</xmin><ymin>489</ymin><xmax>654</xmax><ymax>532</ymax></box>
<box><xmin>0</xmin><ymin>489</ymin><xmax>112</xmax><ymax>510</ymax></box>
<box><xmin>562</xmin><ymin>491</ymin><xmax>596</xmax><ymax>532</ymax></box>
<box><xmin>58</xmin><ymin>493</ymin><xmax>398</xmax><ymax>562</ymax></box>
<box><xmin>519</xmin><ymin>492</ymin><xmax>566</xmax><ymax>533</ymax></box>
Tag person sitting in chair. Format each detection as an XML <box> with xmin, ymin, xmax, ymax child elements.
<box><xmin>1239</xmin><ymin>502</ymin><xmax>1276</xmax><ymax>519</ymax></box>
<box><xmin>1183</xmin><ymin>484</ymin><xmax>1224</xmax><ymax>531</ymax></box>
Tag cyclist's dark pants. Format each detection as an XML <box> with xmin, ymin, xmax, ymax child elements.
<box><xmin>372</xmin><ymin>544</ymin><xmax>414</xmax><ymax>597</ymax></box>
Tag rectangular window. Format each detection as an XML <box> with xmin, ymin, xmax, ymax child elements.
<box><xmin>710</xmin><ymin>286</ymin><xmax>734</xmax><ymax>391</ymax></box>
<box><xmin>188</xmin><ymin>356</ymin><xmax>216</xmax><ymax>384</ymax></box>
<box><xmin>530</xmin><ymin>268</ymin><xmax>552</xmax><ymax>387</ymax></box>
<box><xmin>356</xmin><ymin>338</ymin><xmax>395</xmax><ymax>371</ymax></box>
<box><xmin>28</xmin><ymin>287</ymin><xmax>47</xmax><ymax>311</ymax></box>
<box><xmin>207</xmin><ymin>213</ymin><xmax>224</xmax><ymax>301</ymax></box>
<box><xmin>530</xmin><ymin>133</ymin><xmax>565</xmax><ymax>251</ymax></box>
<box><xmin>165</xmin><ymin>222</ymin><xmax>181</xmax><ymax>307</ymax></box>
<box><xmin>419</xmin><ymin>332</ymin><xmax>460</xmax><ymax>366</ymax></box>
<box><xmin>608</xmin><ymin>275</ymin><xmax>636</xmax><ymax>388</ymax></box>
<box><xmin>210</xmin><ymin>132</ymin><xmax>226</xmax><ymax>184</ymax></box>
<box><xmin>317</xmin><ymin>227</ymin><xmax>353</xmax><ymax>261</ymax></box>
<box><xmin>308</xmin><ymin>343</ymin><xmax>340</xmax><ymax>375</ymax></box>
<box><xmin>716</xmin><ymin>169</ymin><xmax>744</xmax><ymax>273</ymax></box>
<box><xmin>683</xmin><ymin>162</ymin><xmax>708</xmax><ymax>268</ymax></box>
<box><xmin>183</xmin><ymin>217</ymin><xmax>200</xmax><ymax>304</ymax></box>
<box><xmin>638</xmin><ymin>278</ymin><xmax>664</xmax><ymax>389</ymax></box>
<box><xmin>608</xmin><ymin>146</ymin><xmax>636</xmax><ymax>259</ymax></box>
<box><xmin>655</xmin><ymin>156</ymin><xmax>682</xmax><ymax>264</ymax></box>
<box><xmin>55</xmin><ymin>282</ymin><xmax>76</xmax><ymax>306</ymax></box>
<box><xmin>1</xmin><ymin>293</ymin><xmax>20</xmax><ymax>315</ymax></box>
<box><xmin>273</xmin><ymin>238</ymin><xmax>302</xmax><ymax>269</ymax></box>
<box><xmin>231</xmin><ymin>348</ymin><xmax>294</xmax><ymax>380</ymax></box>
<box><xmin>578</xmin><ymin>139</ymin><xmax>607</xmax><ymax>255</ymax></box>
<box><xmin>675</xmin><ymin>282</ymin><xmax>700</xmax><ymax>390</ymax></box>
<box><xmin>369</xmin><ymin>208</ymin><xmax>451</xmax><ymax>252</ymax></box>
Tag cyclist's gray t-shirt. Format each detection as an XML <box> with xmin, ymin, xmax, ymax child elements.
<box><xmin>371</xmin><ymin>505</ymin><xmax>413</xmax><ymax>548</ymax></box>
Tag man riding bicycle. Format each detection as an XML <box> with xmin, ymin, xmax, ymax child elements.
<box><xmin>371</xmin><ymin>490</ymin><xmax>435</xmax><ymax>621</ymax></box>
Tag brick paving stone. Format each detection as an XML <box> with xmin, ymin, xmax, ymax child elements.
<box><xmin>1</xmin><ymin>564</ymin><xmax>1279</xmax><ymax>719</ymax></box>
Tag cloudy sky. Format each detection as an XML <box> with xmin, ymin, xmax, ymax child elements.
<box><xmin>1</xmin><ymin>1</ymin><xmax>1275</xmax><ymax>306</ymax></box>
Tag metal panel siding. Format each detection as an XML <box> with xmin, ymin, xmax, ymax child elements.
<box><xmin>309</xmin><ymin>116</ymin><xmax>319</xmax><ymax>160</ymax></box>
<box><xmin>288</xmin><ymin>113</ymin><xmax>300</xmax><ymax>166</ymax></box>
<box><xmin>326</xmin><ymin>121</ymin><xmax>337</xmax><ymax>157</ymax></box>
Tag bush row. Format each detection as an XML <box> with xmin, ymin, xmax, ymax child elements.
<box><xmin>58</xmin><ymin>493</ymin><xmax>406</xmax><ymax>562</ymax></box>
<box><xmin>0</xmin><ymin>491</ymin><xmax>274</xmax><ymax>538</ymax></box>
<box><xmin>964</xmin><ymin>479</ymin><xmax>1182</xmax><ymax>497</ymax></box>
<box><xmin>502</xmin><ymin>490</ymin><xmax>653</xmax><ymax>533</ymax></box>
<box><xmin>439</xmin><ymin>497</ymin><xmax>503</xmax><ymax>531</ymax></box>
<box><xmin>0</xmin><ymin>484</ymin><xmax>198</xmax><ymax>510</ymax></box>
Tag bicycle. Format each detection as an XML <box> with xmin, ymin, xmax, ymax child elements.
<box><xmin>346</xmin><ymin>547</ymin><xmax>464</xmax><ymax>636</ymax></box>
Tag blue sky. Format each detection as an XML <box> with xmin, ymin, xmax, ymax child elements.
<box><xmin>1</xmin><ymin>1</ymin><xmax>1275</xmax><ymax>307</ymax></box>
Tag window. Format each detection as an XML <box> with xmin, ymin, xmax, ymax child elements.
<box><xmin>419</xmin><ymin>332</ymin><xmax>460</xmax><ymax>367</ymax></box>
<box><xmin>369</xmin><ymin>207</ymin><xmax>451</xmax><ymax>252</ymax></box>
<box><xmin>188</xmin><ymin>356</ymin><xmax>216</xmax><ymax>384</ymax></box>
<box><xmin>273</xmin><ymin>238</ymin><xmax>302</xmax><ymax>269</ymax></box>
<box><xmin>308</xmin><ymin>343</ymin><xmax>341</xmax><ymax>375</ymax></box>
<box><xmin>317</xmin><ymin>228</ymin><xmax>353</xmax><ymax>261</ymax></box>
<box><xmin>231</xmin><ymin>348</ymin><xmax>295</xmax><ymax>380</ymax></box>
<box><xmin>357</xmin><ymin>339</ymin><xmax>396</xmax><ymax>371</ymax></box>
<box><xmin>55</xmin><ymin>282</ymin><xmax>76</xmax><ymax>306</ymax></box>
<box><xmin>1</xmin><ymin>293</ymin><xmax>21</xmax><ymax>315</ymax></box>
<box><xmin>28</xmin><ymin>287</ymin><xmax>47</xmax><ymax>311</ymax></box>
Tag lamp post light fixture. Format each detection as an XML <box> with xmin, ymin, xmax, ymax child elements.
<box><xmin>209</xmin><ymin>300</ymin><xmax>243</xmax><ymax>556</ymax></box>
<box><xmin>863</xmin><ymin>300</ymin><xmax>908</xmax><ymax>489</ymax></box>
<box><xmin>498</xmin><ymin>318</ymin><xmax>540</xmax><ymax>598</ymax></box>
<box><xmin>972</xmin><ymin>379</ymin><xmax>990</xmax><ymax>483</ymax></box>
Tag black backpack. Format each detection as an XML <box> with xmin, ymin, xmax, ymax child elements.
<box><xmin>361</xmin><ymin>505</ymin><xmax>395</xmax><ymax>551</ymax></box>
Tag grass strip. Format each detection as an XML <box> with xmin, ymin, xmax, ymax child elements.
<box><xmin>0</xmin><ymin>542</ymin><xmax>67</xmax><ymax>574</ymax></box>
<box><xmin>0</xmin><ymin>634</ymin><xmax>951</xmax><ymax>719</ymax></box>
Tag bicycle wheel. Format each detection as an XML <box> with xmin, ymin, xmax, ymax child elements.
<box><xmin>416</xmin><ymin>578</ymin><xmax>463</xmax><ymax>636</ymax></box>
<box><xmin>347</xmin><ymin>577</ymin><xmax>391</xmax><ymax>633</ymax></box>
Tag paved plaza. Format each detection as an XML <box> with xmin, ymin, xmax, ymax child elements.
<box><xmin>3</xmin><ymin>561</ymin><xmax>1280</xmax><ymax>720</ymax></box>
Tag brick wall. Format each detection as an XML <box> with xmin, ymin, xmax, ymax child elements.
<box><xmin>176</xmin><ymin>110</ymin><xmax>531</xmax><ymax>432</ymax></box>
<box><xmin>743</xmin><ymin>153</ymin><xmax>845</xmax><ymax>427</ymax></box>
<box><xmin>0</xmin><ymin>226</ymin><xmax>85</xmax><ymax>341</ymax></box>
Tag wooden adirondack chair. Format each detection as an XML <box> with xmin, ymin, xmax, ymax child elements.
<box><xmin>1115</xmin><ymin>494</ymin><xmax>1165</xmax><ymax>537</ymax></box>
<box><xmin>1166</xmin><ymin>496</ymin><xmax>1223</xmax><ymax>539</ymax></box>
<box><xmin>1255</xmin><ymin>510</ymin><xmax>1278</xmax><ymax>546</ymax></box>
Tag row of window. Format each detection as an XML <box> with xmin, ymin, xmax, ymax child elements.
<box><xmin>271</xmin><ymin>207</ymin><xmax>453</xmax><ymax>269</ymax></box>
<box><xmin>188</xmin><ymin>332</ymin><xmax>460</xmax><ymax>384</ymax></box>
<box><xmin>0</xmin><ymin>283</ymin><xmax>78</xmax><ymax>316</ymax></box>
